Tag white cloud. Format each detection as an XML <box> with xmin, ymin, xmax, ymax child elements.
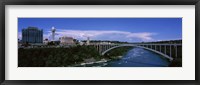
<box><xmin>45</xmin><ymin>29</ymin><xmax>156</xmax><ymax>42</ymax></box>
<box><xmin>126</xmin><ymin>32</ymin><xmax>156</xmax><ymax>41</ymax></box>
<box><xmin>18</xmin><ymin>29</ymin><xmax>156</xmax><ymax>42</ymax></box>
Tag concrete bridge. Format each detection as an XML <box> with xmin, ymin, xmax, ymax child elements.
<box><xmin>89</xmin><ymin>43</ymin><xmax>182</xmax><ymax>61</ymax></box>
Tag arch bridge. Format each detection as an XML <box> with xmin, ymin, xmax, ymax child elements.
<box><xmin>89</xmin><ymin>43</ymin><xmax>182</xmax><ymax>61</ymax></box>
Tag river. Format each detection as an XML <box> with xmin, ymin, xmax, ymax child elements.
<box><xmin>78</xmin><ymin>47</ymin><xmax>170</xmax><ymax>67</ymax></box>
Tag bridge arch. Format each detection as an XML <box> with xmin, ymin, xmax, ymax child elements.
<box><xmin>101</xmin><ymin>44</ymin><xmax>173</xmax><ymax>61</ymax></box>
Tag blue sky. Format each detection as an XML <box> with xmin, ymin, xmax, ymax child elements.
<box><xmin>18</xmin><ymin>18</ymin><xmax>182</xmax><ymax>42</ymax></box>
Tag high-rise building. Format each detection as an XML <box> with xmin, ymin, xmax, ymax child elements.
<box><xmin>22</xmin><ymin>27</ymin><xmax>43</xmax><ymax>43</ymax></box>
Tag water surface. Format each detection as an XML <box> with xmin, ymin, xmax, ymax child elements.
<box><xmin>80</xmin><ymin>47</ymin><xmax>170</xmax><ymax>67</ymax></box>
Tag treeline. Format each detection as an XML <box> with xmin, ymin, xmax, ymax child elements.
<box><xmin>103</xmin><ymin>47</ymin><xmax>133</xmax><ymax>59</ymax></box>
<box><xmin>18</xmin><ymin>45</ymin><xmax>101</xmax><ymax>67</ymax></box>
<box><xmin>18</xmin><ymin>45</ymin><xmax>132</xmax><ymax>67</ymax></box>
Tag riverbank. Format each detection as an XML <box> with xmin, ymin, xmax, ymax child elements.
<box><xmin>75</xmin><ymin>59</ymin><xmax>109</xmax><ymax>67</ymax></box>
<box><xmin>71</xmin><ymin>56</ymin><xmax>123</xmax><ymax>67</ymax></box>
<box><xmin>70</xmin><ymin>47</ymin><xmax>133</xmax><ymax>67</ymax></box>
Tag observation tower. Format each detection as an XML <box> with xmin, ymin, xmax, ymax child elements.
<box><xmin>51</xmin><ymin>26</ymin><xmax>56</xmax><ymax>41</ymax></box>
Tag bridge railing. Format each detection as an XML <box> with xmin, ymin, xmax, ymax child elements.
<box><xmin>134</xmin><ymin>44</ymin><xmax>182</xmax><ymax>60</ymax></box>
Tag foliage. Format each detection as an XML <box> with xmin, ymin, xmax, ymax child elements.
<box><xmin>21</xmin><ymin>42</ymin><xmax>31</xmax><ymax>47</ymax></box>
<box><xmin>47</xmin><ymin>41</ymin><xmax>55</xmax><ymax>45</ymax></box>
<box><xmin>18</xmin><ymin>45</ymin><xmax>100</xmax><ymax>67</ymax></box>
<box><xmin>103</xmin><ymin>47</ymin><xmax>133</xmax><ymax>59</ymax></box>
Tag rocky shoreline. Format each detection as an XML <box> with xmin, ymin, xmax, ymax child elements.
<box><xmin>71</xmin><ymin>56</ymin><xmax>123</xmax><ymax>67</ymax></box>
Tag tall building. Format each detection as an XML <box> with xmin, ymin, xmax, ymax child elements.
<box><xmin>22</xmin><ymin>27</ymin><xmax>43</xmax><ymax>43</ymax></box>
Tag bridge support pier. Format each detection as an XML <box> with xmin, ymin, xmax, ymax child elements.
<box><xmin>160</xmin><ymin>45</ymin><xmax>161</xmax><ymax>52</ymax></box>
<box><xmin>170</xmin><ymin>45</ymin><xmax>171</xmax><ymax>57</ymax></box>
<box><xmin>165</xmin><ymin>45</ymin><xmax>166</xmax><ymax>54</ymax></box>
<box><xmin>175</xmin><ymin>45</ymin><xmax>177</xmax><ymax>58</ymax></box>
<box><xmin>99</xmin><ymin>45</ymin><xmax>101</xmax><ymax>53</ymax></box>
